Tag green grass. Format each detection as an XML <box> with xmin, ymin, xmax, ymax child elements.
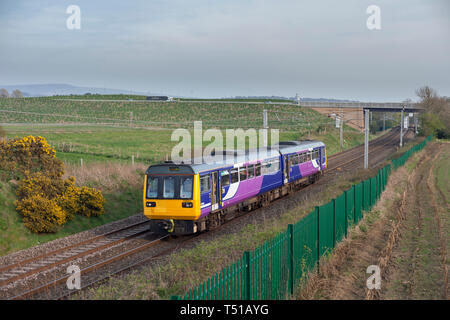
<box><xmin>434</xmin><ymin>144</ymin><xmax>449</xmax><ymax>204</ymax></box>
<box><xmin>0</xmin><ymin>97</ymin><xmax>326</xmax><ymax>130</ymax></box>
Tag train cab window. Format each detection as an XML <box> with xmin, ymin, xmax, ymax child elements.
<box><xmin>146</xmin><ymin>176</ymin><xmax>159</xmax><ymax>199</ymax></box>
<box><xmin>163</xmin><ymin>177</ymin><xmax>175</xmax><ymax>198</ymax></box>
<box><xmin>239</xmin><ymin>166</ymin><xmax>247</xmax><ymax>181</ymax></box>
<box><xmin>248</xmin><ymin>164</ymin><xmax>255</xmax><ymax>179</ymax></box>
<box><xmin>230</xmin><ymin>168</ymin><xmax>239</xmax><ymax>184</ymax></box>
<box><xmin>180</xmin><ymin>176</ymin><xmax>193</xmax><ymax>199</ymax></box>
<box><xmin>221</xmin><ymin>170</ymin><xmax>230</xmax><ymax>186</ymax></box>
<box><xmin>200</xmin><ymin>175</ymin><xmax>210</xmax><ymax>193</ymax></box>
<box><xmin>255</xmin><ymin>163</ymin><xmax>261</xmax><ymax>176</ymax></box>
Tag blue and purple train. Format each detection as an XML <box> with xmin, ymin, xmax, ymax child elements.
<box><xmin>143</xmin><ymin>140</ymin><xmax>327</xmax><ymax>234</ymax></box>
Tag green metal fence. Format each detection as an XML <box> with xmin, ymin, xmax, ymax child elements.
<box><xmin>171</xmin><ymin>136</ymin><xmax>432</xmax><ymax>300</ymax></box>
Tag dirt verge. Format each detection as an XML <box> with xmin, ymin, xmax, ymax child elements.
<box><xmin>298</xmin><ymin>142</ymin><xmax>448</xmax><ymax>300</ymax></box>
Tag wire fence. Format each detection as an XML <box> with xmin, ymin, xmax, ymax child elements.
<box><xmin>171</xmin><ymin>135</ymin><xmax>432</xmax><ymax>300</ymax></box>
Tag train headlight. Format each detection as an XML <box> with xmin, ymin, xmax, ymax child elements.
<box><xmin>182</xmin><ymin>202</ymin><xmax>193</xmax><ymax>208</ymax></box>
<box><xmin>146</xmin><ymin>202</ymin><xmax>156</xmax><ymax>207</ymax></box>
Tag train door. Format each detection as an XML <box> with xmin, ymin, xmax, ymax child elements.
<box><xmin>317</xmin><ymin>148</ymin><xmax>322</xmax><ymax>169</ymax></box>
<box><xmin>211</xmin><ymin>171</ymin><xmax>220</xmax><ymax>211</ymax></box>
<box><xmin>284</xmin><ymin>156</ymin><xmax>289</xmax><ymax>184</ymax></box>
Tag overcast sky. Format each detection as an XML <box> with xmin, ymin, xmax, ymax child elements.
<box><xmin>0</xmin><ymin>0</ymin><xmax>449</xmax><ymax>101</ymax></box>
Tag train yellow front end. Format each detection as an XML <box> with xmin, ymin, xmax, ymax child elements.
<box><xmin>143</xmin><ymin>164</ymin><xmax>201</xmax><ymax>234</ymax></box>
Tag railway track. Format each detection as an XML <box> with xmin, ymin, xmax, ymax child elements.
<box><xmin>0</xmin><ymin>127</ymin><xmax>413</xmax><ymax>300</ymax></box>
<box><xmin>327</xmin><ymin>127</ymin><xmax>404</xmax><ymax>171</ymax></box>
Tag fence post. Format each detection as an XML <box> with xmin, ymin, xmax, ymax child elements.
<box><xmin>344</xmin><ymin>190</ymin><xmax>348</xmax><ymax>237</ymax></box>
<box><xmin>288</xmin><ymin>224</ymin><xmax>294</xmax><ymax>295</ymax></box>
<box><xmin>332</xmin><ymin>199</ymin><xmax>336</xmax><ymax>248</ymax></box>
<box><xmin>353</xmin><ymin>185</ymin><xmax>356</xmax><ymax>224</ymax></box>
<box><xmin>244</xmin><ymin>251</ymin><xmax>252</xmax><ymax>300</ymax></box>
<box><xmin>316</xmin><ymin>206</ymin><xmax>320</xmax><ymax>272</ymax></box>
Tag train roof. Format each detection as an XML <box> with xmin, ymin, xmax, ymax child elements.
<box><xmin>188</xmin><ymin>147</ymin><xmax>280</xmax><ymax>173</ymax></box>
<box><xmin>146</xmin><ymin>140</ymin><xmax>324</xmax><ymax>174</ymax></box>
<box><xmin>274</xmin><ymin>140</ymin><xmax>324</xmax><ymax>155</ymax></box>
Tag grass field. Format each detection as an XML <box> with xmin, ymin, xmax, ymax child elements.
<box><xmin>1</xmin><ymin>97</ymin><xmax>373</xmax><ymax>164</ymax></box>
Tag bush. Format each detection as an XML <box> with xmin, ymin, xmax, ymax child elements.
<box><xmin>1</xmin><ymin>135</ymin><xmax>107</xmax><ymax>233</ymax></box>
<box><xmin>58</xmin><ymin>184</ymin><xmax>81</xmax><ymax>221</ymax></box>
<box><xmin>0</xmin><ymin>135</ymin><xmax>64</xmax><ymax>180</ymax></box>
<box><xmin>15</xmin><ymin>195</ymin><xmax>67</xmax><ymax>233</ymax></box>
<box><xmin>16</xmin><ymin>172</ymin><xmax>76</xmax><ymax>200</ymax></box>
<box><xmin>78</xmin><ymin>186</ymin><xmax>105</xmax><ymax>217</ymax></box>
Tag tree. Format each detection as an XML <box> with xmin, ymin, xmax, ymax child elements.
<box><xmin>11</xmin><ymin>89</ymin><xmax>24</xmax><ymax>98</ymax></box>
<box><xmin>416</xmin><ymin>86</ymin><xmax>450</xmax><ymax>138</ymax></box>
<box><xmin>0</xmin><ymin>88</ymin><xmax>9</xmax><ymax>98</ymax></box>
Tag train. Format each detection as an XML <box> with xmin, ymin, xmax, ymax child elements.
<box><xmin>143</xmin><ymin>140</ymin><xmax>327</xmax><ymax>235</ymax></box>
<box><xmin>146</xmin><ymin>96</ymin><xmax>174</xmax><ymax>101</ymax></box>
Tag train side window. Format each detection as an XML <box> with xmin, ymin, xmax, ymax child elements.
<box><xmin>262</xmin><ymin>161</ymin><xmax>270</xmax><ymax>174</ymax></box>
<box><xmin>307</xmin><ymin>152</ymin><xmax>311</xmax><ymax>161</ymax></box>
<box><xmin>200</xmin><ymin>175</ymin><xmax>210</xmax><ymax>193</ymax></box>
<box><xmin>239</xmin><ymin>166</ymin><xmax>247</xmax><ymax>181</ymax></box>
<box><xmin>255</xmin><ymin>163</ymin><xmax>261</xmax><ymax>176</ymax></box>
<box><xmin>221</xmin><ymin>170</ymin><xmax>230</xmax><ymax>186</ymax></box>
<box><xmin>300</xmin><ymin>153</ymin><xmax>305</xmax><ymax>163</ymax></box>
<box><xmin>248</xmin><ymin>164</ymin><xmax>255</xmax><ymax>179</ymax></box>
<box><xmin>230</xmin><ymin>168</ymin><xmax>239</xmax><ymax>184</ymax></box>
<box><xmin>272</xmin><ymin>160</ymin><xmax>280</xmax><ymax>172</ymax></box>
<box><xmin>293</xmin><ymin>154</ymin><xmax>299</xmax><ymax>165</ymax></box>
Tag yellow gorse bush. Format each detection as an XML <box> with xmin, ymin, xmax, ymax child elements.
<box><xmin>1</xmin><ymin>135</ymin><xmax>63</xmax><ymax>180</ymax></box>
<box><xmin>1</xmin><ymin>135</ymin><xmax>107</xmax><ymax>233</ymax></box>
<box><xmin>15</xmin><ymin>194</ymin><xmax>67</xmax><ymax>233</ymax></box>
<box><xmin>78</xmin><ymin>186</ymin><xmax>105</xmax><ymax>217</ymax></box>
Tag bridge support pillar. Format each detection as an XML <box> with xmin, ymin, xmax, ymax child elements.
<box><xmin>414</xmin><ymin>114</ymin><xmax>418</xmax><ymax>134</ymax></box>
<box><xmin>364</xmin><ymin>109</ymin><xmax>369</xmax><ymax>169</ymax></box>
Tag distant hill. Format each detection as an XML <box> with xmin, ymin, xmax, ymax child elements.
<box><xmin>0</xmin><ymin>84</ymin><xmax>160</xmax><ymax>97</ymax></box>
<box><xmin>0</xmin><ymin>84</ymin><xmax>359</xmax><ymax>102</ymax></box>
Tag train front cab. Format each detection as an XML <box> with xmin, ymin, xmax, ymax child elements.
<box><xmin>143</xmin><ymin>164</ymin><xmax>201</xmax><ymax>235</ymax></box>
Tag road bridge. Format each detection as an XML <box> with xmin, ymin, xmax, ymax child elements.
<box><xmin>300</xmin><ymin>101</ymin><xmax>423</xmax><ymax>132</ymax></box>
